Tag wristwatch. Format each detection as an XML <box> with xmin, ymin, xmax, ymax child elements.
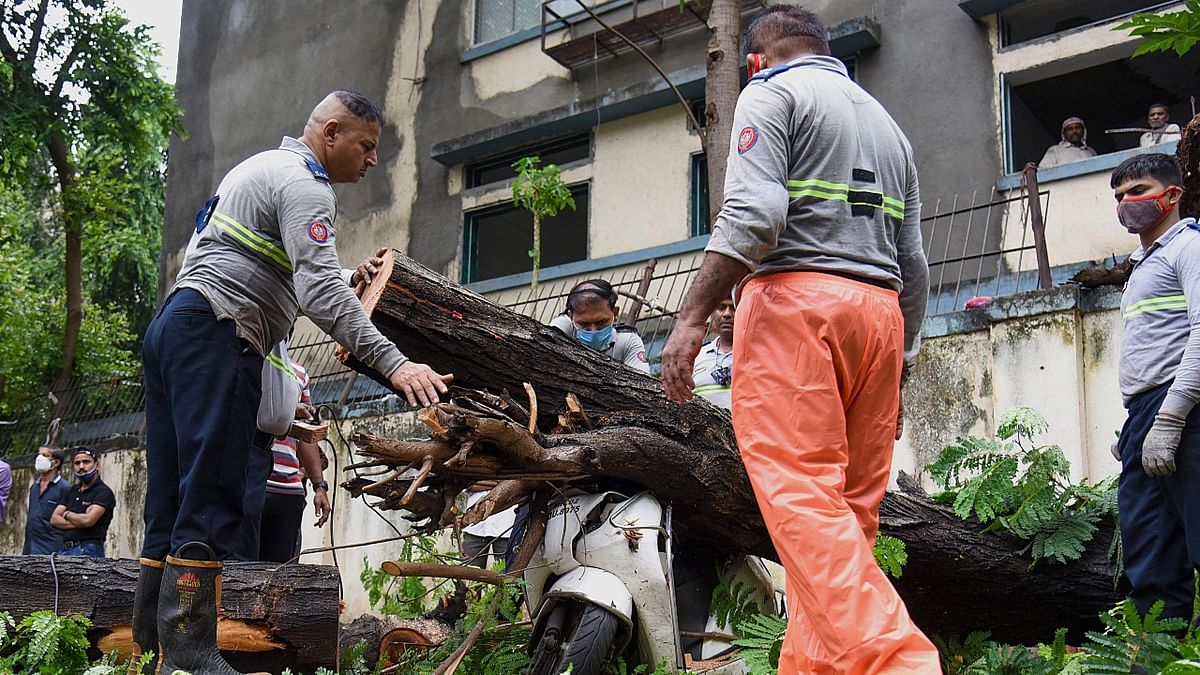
<box><xmin>312</xmin><ymin>480</ymin><xmax>329</xmax><ymax>492</ymax></box>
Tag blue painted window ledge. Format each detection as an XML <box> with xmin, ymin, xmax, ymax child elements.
<box><xmin>996</xmin><ymin>141</ymin><xmax>1179</xmax><ymax>192</ymax></box>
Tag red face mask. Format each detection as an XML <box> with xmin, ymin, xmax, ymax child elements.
<box><xmin>1117</xmin><ymin>185</ymin><xmax>1181</xmax><ymax>234</ymax></box>
<box><xmin>746</xmin><ymin>53</ymin><xmax>767</xmax><ymax>80</ymax></box>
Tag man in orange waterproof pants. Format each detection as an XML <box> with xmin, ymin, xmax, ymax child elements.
<box><xmin>662</xmin><ymin>6</ymin><xmax>939</xmax><ymax>673</ymax></box>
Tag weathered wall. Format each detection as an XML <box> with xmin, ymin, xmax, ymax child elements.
<box><xmin>0</xmin><ymin>446</ymin><xmax>148</xmax><ymax>559</ymax></box>
<box><xmin>897</xmin><ymin>287</ymin><xmax>1124</xmax><ymax>487</ymax></box>
<box><xmin>163</xmin><ymin>0</ymin><xmax>1007</xmax><ymax>298</ymax></box>
<box><xmin>162</xmin><ymin>0</ymin><xmax>418</xmax><ymax>287</ymax></box>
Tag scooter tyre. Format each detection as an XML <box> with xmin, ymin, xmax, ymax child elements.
<box><xmin>527</xmin><ymin>601</ymin><xmax>620</xmax><ymax>675</ymax></box>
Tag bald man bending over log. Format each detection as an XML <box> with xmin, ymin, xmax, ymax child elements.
<box><xmin>132</xmin><ymin>91</ymin><xmax>452</xmax><ymax>675</ymax></box>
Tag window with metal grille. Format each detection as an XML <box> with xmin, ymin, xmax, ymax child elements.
<box><xmin>474</xmin><ymin>0</ymin><xmax>542</xmax><ymax>45</ymax></box>
<box><xmin>463</xmin><ymin>184</ymin><xmax>590</xmax><ymax>283</ymax></box>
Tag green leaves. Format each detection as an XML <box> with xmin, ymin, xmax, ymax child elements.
<box><xmin>0</xmin><ymin>610</ymin><xmax>92</xmax><ymax>675</ymax></box>
<box><xmin>511</xmin><ymin>155</ymin><xmax>576</xmax><ymax>288</ymax></box>
<box><xmin>928</xmin><ymin>406</ymin><xmax>1115</xmax><ymax>567</ymax></box>
<box><xmin>0</xmin><ymin>0</ymin><xmax>180</xmax><ymax>414</ymax></box>
<box><xmin>873</xmin><ymin>533</ymin><xmax>908</xmax><ymax>578</ymax></box>
<box><xmin>732</xmin><ymin>612</ymin><xmax>787</xmax><ymax>674</ymax></box>
<box><xmin>511</xmin><ymin>156</ymin><xmax>576</xmax><ymax>220</ymax></box>
<box><xmin>1079</xmin><ymin>600</ymin><xmax>1189</xmax><ymax>673</ymax></box>
<box><xmin>1116</xmin><ymin>0</ymin><xmax>1200</xmax><ymax>57</ymax></box>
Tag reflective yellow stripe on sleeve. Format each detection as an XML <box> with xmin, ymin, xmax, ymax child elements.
<box><xmin>1123</xmin><ymin>294</ymin><xmax>1188</xmax><ymax>319</ymax></box>
<box><xmin>266</xmin><ymin>352</ymin><xmax>304</xmax><ymax>385</ymax></box>
<box><xmin>210</xmin><ymin>211</ymin><xmax>294</xmax><ymax>272</ymax></box>
<box><xmin>692</xmin><ymin>384</ymin><xmax>732</xmax><ymax>396</ymax></box>
<box><xmin>786</xmin><ymin>178</ymin><xmax>905</xmax><ymax>219</ymax></box>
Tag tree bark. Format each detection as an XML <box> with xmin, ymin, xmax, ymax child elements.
<box><xmin>47</xmin><ymin>129</ymin><xmax>82</xmax><ymax>419</ymax></box>
<box><xmin>704</xmin><ymin>0</ymin><xmax>741</xmax><ymax>223</ymax></box>
<box><xmin>0</xmin><ymin>556</ymin><xmax>339</xmax><ymax>670</ymax></box>
<box><xmin>339</xmin><ymin>252</ymin><xmax>1121</xmax><ymax>644</ymax></box>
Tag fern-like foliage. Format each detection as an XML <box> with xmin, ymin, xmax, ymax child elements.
<box><xmin>934</xmin><ymin>631</ymin><xmax>996</xmax><ymax>674</ymax></box>
<box><xmin>0</xmin><ymin>610</ymin><xmax>92</xmax><ymax>675</ymax></box>
<box><xmin>1079</xmin><ymin>600</ymin><xmax>1187</xmax><ymax>673</ymax></box>
<box><xmin>927</xmin><ymin>406</ymin><xmax>1116</xmax><ymax>566</ymax></box>
<box><xmin>709</xmin><ymin>565</ymin><xmax>763</xmax><ymax>632</ymax></box>
<box><xmin>732</xmin><ymin>613</ymin><xmax>787</xmax><ymax>675</ymax></box>
<box><xmin>873</xmin><ymin>534</ymin><xmax>908</xmax><ymax>578</ymax></box>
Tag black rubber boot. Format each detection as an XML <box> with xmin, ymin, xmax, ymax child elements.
<box><xmin>128</xmin><ymin>558</ymin><xmax>164</xmax><ymax>675</ymax></box>
<box><xmin>157</xmin><ymin>542</ymin><xmax>244</xmax><ymax>675</ymax></box>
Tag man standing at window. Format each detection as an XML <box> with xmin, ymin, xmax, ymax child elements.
<box><xmin>50</xmin><ymin>447</ymin><xmax>115</xmax><ymax>557</ymax></box>
<box><xmin>661</xmin><ymin>6</ymin><xmax>939</xmax><ymax>672</ymax></box>
<box><xmin>1039</xmin><ymin>116</ymin><xmax>1096</xmax><ymax>168</ymax></box>
<box><xmin>1140</xmin><ymin>104</ymin><xmax>1182</xmax><ymax>148</ymax></box>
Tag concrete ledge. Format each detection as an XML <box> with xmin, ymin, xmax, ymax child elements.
<box><xmin>440</xmin><ymin>16</ymin><xmax>880</xmax><ymax>167</ymax></box>
<box><xmin>431</xmin><ymin>65</ymin><xmax>707</xmax><ymax>167</ymax></box>
<box><xmin>958</xmin><ymin>0</ymin><xmax>1024</xmax><ymax>20</ymax></box>
<box><xmin>829</xmin><ymin>17</ymin><xmax>881</xmax><ymax>55</ymax></box>
<box><xmin>997</xmin><ymin>141</ymin><xmax>1179</xmax><ymax>191</ymax></box>
<box><xmin>924</xmin><ymin>284</ymin><xmax>1122</xmax><ymax>339</ymax></box>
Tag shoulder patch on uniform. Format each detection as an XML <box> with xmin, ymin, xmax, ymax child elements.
<box><xmin>304</xmin><ymin>158</ymin><xmax>331</xmax><ymax>182</ymax></box>
<box><xmin>737</xmin><ymin>126</ymin><xmax>759</xmax><ymax>154</ymax></box>
<box><xmin>637</xmin><ymin>351</ymin><xmax>648</xmax><ymax>363</ymax></box>
<box><xmin>308</xmin><ymin>221</ymin><xmax>331</xmax><ymax>243</ymax></box>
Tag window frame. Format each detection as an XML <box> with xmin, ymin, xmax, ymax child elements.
<box><xmin>461</xmin><ymin>181</ymin><xmax>591</xmax><ymax>284</ymax></box>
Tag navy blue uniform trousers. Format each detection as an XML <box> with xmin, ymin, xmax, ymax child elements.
<box><xmin>1119</xmin><ymin>380</ymin><xmax>1200</xmax><ymax>620</ymax></box>
<box><xmin>142</xmin><ymin>289</ymin><xmax>263</xmax><ymax>560</ymax></box>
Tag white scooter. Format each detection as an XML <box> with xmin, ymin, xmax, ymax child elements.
<box><xmin>523</xmin><ymin>490</ymin><xmax>781</xmax><ymax>675</ymax></box>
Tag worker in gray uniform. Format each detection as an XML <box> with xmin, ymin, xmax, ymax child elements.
<box><xmin>1110</xmin><ymin>153</ymin><xmax>1200</xmax><ymax>626</ymax></box>
<box><xmin>131</xmin><ymin>91</ymin><xmax>451</xmax><ymax>675</ymax></box>
<box><xmin>661</xmin><ymin>6</ymin><xmax>938</xmax><ymax>672</ymax></box>
<box><xmin>549</xmin><ymin>278</ymin><xmax>650</xmax><ymax>373</ymax></box>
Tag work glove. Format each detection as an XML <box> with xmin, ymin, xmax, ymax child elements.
<box><xmin>1142</xmin><ymin>413</ymin><xmax>1186</xmax><ymax>477</ymax></box>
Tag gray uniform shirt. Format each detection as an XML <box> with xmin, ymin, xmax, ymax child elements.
<box><xmin>549</xmin><ymin>314</ymin><xmax>651</xmax><ymax>373</ymax></box>
<box><xmin>174</xmin><ymin>137</ymin><xmax>405</xmax><ymax>377</ymax></box>
<box><xmin>705</xmin><ymin>55</ymin><xmax>928</xmax><ymax>363</ymax></box>
<box><xmin>1120</xmin><ymin>217</ymin><xmax>1200</xmax><ymax>418</ymax></box>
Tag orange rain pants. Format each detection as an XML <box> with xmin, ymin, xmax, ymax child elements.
<box><xmin>731</xmin><ymin>272</ymin><xmax>941</xmax><ymax>675</ymax></box>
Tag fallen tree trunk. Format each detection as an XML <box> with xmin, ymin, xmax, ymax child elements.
<box><xmin>339</xmin><ymin>251</ymin><xmax>1121</xmax><ymax>644</ymax></box>
<box><xmin>0</xmin><ymin>556</ymin><xmax>339</xmax><ymax>670</ymax></box>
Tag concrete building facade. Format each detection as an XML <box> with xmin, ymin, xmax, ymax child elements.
<box><xmin>161</xmin><ymin>0</ymin><xmax>1196</xmax><ymax>331</ymax></box>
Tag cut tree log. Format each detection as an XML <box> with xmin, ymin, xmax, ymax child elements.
<box><xmin>0</xmin><ymin>556</ymin><xmax>339</xmax><ymax>670</ymax></box>
<box><xmin>337</xmin><ymin>251</ymin><xmax>1122</xmax><ymax>644</ymax></box>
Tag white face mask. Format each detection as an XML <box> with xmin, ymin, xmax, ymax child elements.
<box><xmin>34</xmin><ymin>455</ymin><xmax>52</xmax><ymax>473</ymax></box>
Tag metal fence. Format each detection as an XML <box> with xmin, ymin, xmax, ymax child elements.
<box><xmin>922</xmin><ymin>177</ymin><xmax>1051</xmax><ymax>315</ymax></box>
<box><xmin>0</xmin><ymin>181</ymin><xmax>1054</xmax><ymax>458</ymax></box>
<box><xmin>0</xmin><ymin>374</ymin><xmax>146</xmax><ymax>458</ymax></box>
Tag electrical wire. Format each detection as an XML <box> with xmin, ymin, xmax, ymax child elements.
<box><xmin>50</xmin><ymin>552</ymin><xmax>60</xmax><ymax>615</ymax></box>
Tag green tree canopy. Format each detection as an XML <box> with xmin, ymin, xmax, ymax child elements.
<box><xmin>0</xmin><ymin>0</ymin><xmax>181</xmax><ymax>415</ymax></box>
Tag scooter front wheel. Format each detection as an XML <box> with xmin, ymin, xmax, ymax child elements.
<box><xmin>526</xmin><ymin>600</ymin><xmax>620</xmax><ymax>675</ymax></box>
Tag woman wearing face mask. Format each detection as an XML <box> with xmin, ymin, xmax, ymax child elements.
<box><xmin>549</xmin><ymin>279</ymin><xmax>651</xmax><ymax>374</ymax></box>
<box><xmin>23</xmin><ymin>446</ymin><xmax>70</xmax><ymax>554</ymax></box>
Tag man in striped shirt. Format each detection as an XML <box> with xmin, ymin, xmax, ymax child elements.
<box><xmin>259</xmin><ymin>357</ymin><xmax>330</xmax><ymax>562</ymax></box>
